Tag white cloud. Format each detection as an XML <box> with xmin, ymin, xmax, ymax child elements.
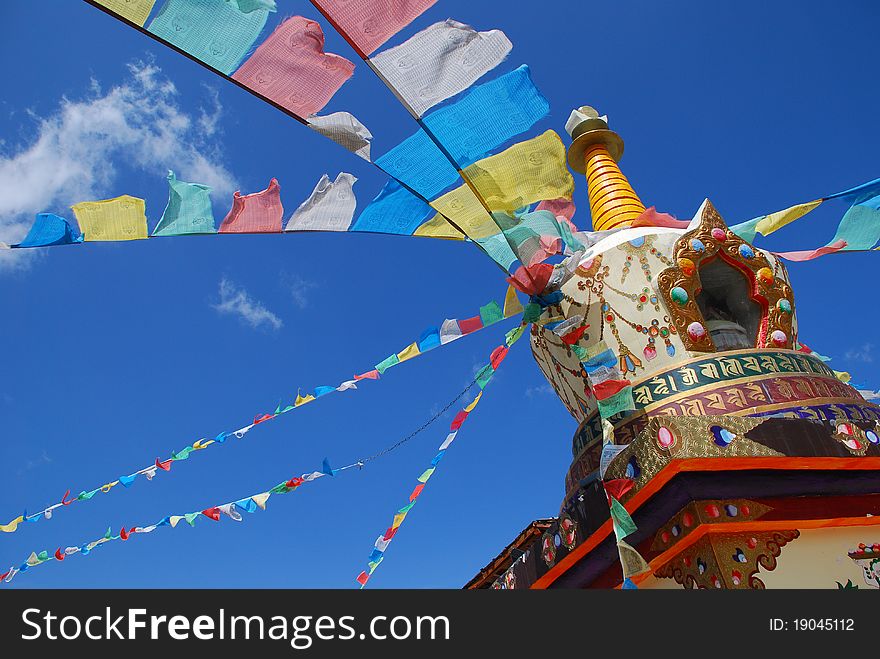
<box><xmin>284</xmin><ymin>273</ymin><xmax>317</xmax><ymax>309</ymax></box>
<box><xmin>845</xmin><ymin>343</ymin><xmax>874</xmax><ymax>363</ymax></box>
<box><xmin>213</xmin><ymin>277</ymin><xmax>282</xmax><ymax>331</ymax></box>
<box><xmin>525</xmin><ymin>383</ymin><xmax>554</xmax><ymax>398</ymax></box>
<box><xmin>0</xmin><ymin>60</ymin><xmax>236</xmax><ymax>271</ymax></box>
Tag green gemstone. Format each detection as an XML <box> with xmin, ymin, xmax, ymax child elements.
<box><xmin>778</xmin><ymin>298</ymin><xmax>792</xmax><ymax>314</ymax></box>
<box><xmin>671</xmin><ymin>286</ymin><xmax>689</xmax><ymax>305</ymax></box>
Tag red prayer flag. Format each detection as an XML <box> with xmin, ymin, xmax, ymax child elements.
<box><xmin>356</xmin><ymin>571</ymin><xmax>370</xmax><ymax>586</ymax></box>
<box><xmin>120</xmin><ymin>526</ymin><xmax>130</xmax><ymax>540</ymax></box>
<box><xmin>450</xmin><ymin>410</ymin><xmax>469</xmax><ymax>431</ymax></box>
<box><xmin>355</xmin><ymin>370</ymin><xmax>380</xmax><ymax>381</ymax></box>
<box><xmin>156</xmin><ymin>458</ymin><xmax>172</xmax><ymax>472</ymax></box>
<box><xmin>253</xmin><ymin>413</ymin><xmax>274</xmax><ymax>425</ymax></box>
<box><xmin>592</xmin><ymin>378</ymin><xmax>631</xmax><ymax>401</ymax></box>
<box><xmin>54</xmin><ymin>548</ymin><xmax>65</xmax><ymax>561</ymax></box>
<box><xmin>286</xmin><ymin>477</ymin><xmax>304</xmax><ymax>489</ymax></box>
<box><xmin>603</xmin><ymin>478</ymin><xmax>635</xmax><ymax>504</ymax></box>
<box><xmin>61</xmin><ymin>489</ymin><xmax>73</xmax><ymax>506</ymax></box>
<box><xmin>562</xmin><ymin>325</ymin><xmax>590</xmax><ymax>345</ymax></box>
<box><xmin>409</xmin><ymin>484</ymin><xmax>425</xmax><ymax>502</ymax></box>
<box><xmin>0</xmin><ymin>571</ymin><xmax>8</xmax><ymax>581</ymax></box>
<box><xmin>202</xmin><ymin>507</ymin><xmax>222</xmax><ymax>522</ymax></box>
<box><xmin>506</xmin><ymin>262</ymin><xmax>553</xmax><ymax>296</ymax></box>
<box><xmin>383</xmin><ymin>526</ymin><xmax>398</xmax><ymax>541</ymax></box>
<box><xmin>490</xmin><ymin>346</ymin><xmax>508</xmax><ymax>369</ymax></box>
<box><xmin>458</xmin><ymin>316</ymin><xmax>483</xmax><ymax>335</ymax></box>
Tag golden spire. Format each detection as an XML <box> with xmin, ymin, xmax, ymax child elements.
<box><xmin>566</xmin><ymin>107</ymin><xmax>645</xmax><ymax>231</ymax></box>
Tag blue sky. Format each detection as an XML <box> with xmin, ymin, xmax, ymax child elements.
<box><xmin>1</xmin><ymin>0</ymin><xmax>878</xmax><ymax>588</ymax></box>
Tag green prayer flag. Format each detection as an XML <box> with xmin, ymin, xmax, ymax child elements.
<box><xmin>505</xmin><ymin>325</ymin><xmax>525</xmax><ymax>346</ymax></box>
<box><xmin>184</xmin><ymin>513</ymin><xmax>199</xmax><ymax>527</ymax></box>
<box><xmin>597</xmin><ymin>386</ymin><xmax>635</xmax><ymax>419</ymax></box>
<box><xmin>152</xmin><ymin>171</ymin><xmax>216</xmax><ymax>236</ymax></box>
<box><xmin>375</xmin><ymin>354</ymin><xmax>400</xmax><ymax>374</ymax></box>
<box><xmin>523</xmin><ymin>303</ymin><xmax>543</xmax><ymax>324</ymax></box>
<box><xmin>398</xmin><ymin>501</ymin><xmax>416</xmax><ymax>514</ymax></box>
<box><xmin>475</xmin><ymin>364</ymin><xmax>495</xmax><ymax>389</ymax></box>
<box><xmin>103</xmin><ymin>527</ymin><xmax>112</xmax><ymax>540</ymax></box>
<box><xmin>609</xmin><ymin>497</ymin><xmax>638</xmax><ymax>541</ymax></box>
<box><xmin>417</xmin><ymin>468</ymin><xmax>435</xmax><ymax>483</ymax></box>
<box><xmin>479</xmin><ymin>301</ymin><xmax>504</xmax><ymax>326</ymax></box>
<box><xmin>571</xmin><ymin>344</ymin><xmax>589</xmax><ymax>360</ymax></box>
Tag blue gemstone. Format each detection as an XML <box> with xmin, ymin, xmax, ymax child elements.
<box><xmin>666</xmin><ymin>344</ymin><xmax>676</xmax><ymax>357</ymax></box>
<box><xmin>629</xmin><ymin>236</ymin><xmax>645</xmax><ymax>248</ymax></box>
<box><xmin>690</xmin><ymin>239</ymin><xmax>705</xmax><ymax>252</ymax></box>
<box><xmin>738</xmin><ymin>244</ymin><xmax>755</xmax><ymax>259</ymax></box>
<box><xmin>710</xmin><ymin>425</ymin><xmax>736</xmax><ymax>447</ymax></box>
<box><xmin>866</xmin><ymin>430</ymin><xmax>879</xmax><ymax>445</ymax></box>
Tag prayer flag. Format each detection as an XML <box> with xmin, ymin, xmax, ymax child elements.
<box><xmin>95</xmin><ymin>0</ymin><xmax>156</xmax><ymax>26</ymax></box>
<box><xmin>372</xmin><ymin>19</ymin><xmax>512</xmax><ymax>116</ymax></box>
<box><xmin>152</xmin><ymin>171</ymin><xmax>216</xmax><ymax>236</ymax></box>
<box><xmin>312</xmin><ymin>0</ymin><xmax>437</xmax><ymax>56</ymax></box>
<box><xmin>308</xmin><ymin>112</ymin><xmax>373</xmax><ymax>160</ymax></box>
<box><xmin>219</xmin><ymin>178</ymin><xmax>283</xmax><ymax>233</ymax></box>
<box><xmin>13</xmin><ymin>213</ymin><xmax>82</xmax><ymax>248</ymax></box>
<box><xmin>72</xmin><ymin>195</ymin><xmax>148</xmax><ymax>241</ymax></box>
<box><xmin>285</xmin><ymin>173</ymin><xmax>357</xmax><ymax>232</ymax></box>
<box><xmin>232</xmin><ymin>16</ymin><xmax>355</xmax><ymax>117</ymax></box>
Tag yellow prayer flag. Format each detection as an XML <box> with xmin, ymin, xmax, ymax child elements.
<box><xmin>72</xmin><ymin>195</ymin><xmax>148</xmax><ymax>241</ymax></box>
<box><xmin>397</xmin><ymin>342</ymin><xmax>421</xmax><ymax>363</ymax></box>
<box><xmin>754</xmin><ymin>199</ymin><xmax>822</xmax><ymax>237</ymax></box>
<box><xmin>503</xmin><ymin>285</ymin><xmax>523</xmax><ymax>318</ymax></box>
<box><xmin>464</xmin><ymin>392</ymin><xmax>483</xmax><ymax>413</ymax></box>
<box><xmin>392</xmin><ymin>512</ymin><xmax>407</xmax><ymax>529</ymax></box>
<box><xmin>169</xmin><ymin>516</ymin><xmax>183</xmax><ymax>528</ymax></box>
<box><xmin>416</xmin><ymin>130</ymin><xmax>574</xmax><ymax>240</ymax></box>
<box><xmin>0</xmin><ymin>515</ymin><xmax>24</xmax><ymax>533</ymax></box>
<box><xmin>94</xmin><ymin>0</ymin><xmax>157</xmax><ymax>26</ymax></box>
<box><xmin>295</xmin><ymin>392</ymin><xmax>316</xmax><ymax>407</ymax></box>
<box><xmin>834</xmin><ymin>370</ymin><xmax>852</xmax><ymax>384</ymax></box>
<box><xmin>252</xmin><ymin>493</ymin><xmax>271</xmax><ymax>510</ymax></box>
<box><xmin>192</xmin><ymin>439</ymin><xmax>213</xmax><ymax>450</ymax></box>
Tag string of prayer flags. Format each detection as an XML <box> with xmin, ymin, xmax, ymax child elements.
<box><xmin>232</xmin><ymin>16</ymin><xmax>355</xmax><ymax>117</ymax></box>
<box><xmin>94</xmin><ymin>0</ymin><xmax>157</xmax><ymax>25</ymax></box>
<box><xmin>307</xmin><ymin>112</ymin><xmax>373</xmax><ymax>160</ymax></box>
<box><xmin>12</xmin><ymin>213</ymin><xmax>82</xmax><ymax>248</ymax></box>
<box><xmin>311</xmin><ymin>0</ymin><xmax>437</xmax><ymax>56</ymax></box>
<box><xmin>285</xmin><ymin>172</ymin><xmax>357</xmax><ymax>232</ymax></box>
<box><xmin>3</xmin><ymin>296</ymin><xmax>520</xmax><ymax>534</ymax></box>
<box><xmin>357</xmin><ymin>329</ymin><xmax>523</xmax><ymax>588</ymax></box>
<box><xmin>219</xmin><ymin>178</ymin><xmax>283</xmax><ymax>233</ymax></box>
<box><xmin>376</xmin><ymin>65</ymin><xmax>550</xmax><ymax>200</ymax></box>
<box><xmin>371</xmin><ymin>19</ymin><xmax>512</xmax><ymax>117</ymax></box>
<box><xmin>609</xmin><ymin>495</ymin><xmax>637</xmax><ymax>541</ymax></box>
<box><xmin>151</xmin><ymin>170</ymin><xmax>216</xmax><ymax>236</ymax></box>
<box><xmin>72</xmin><ymin>195</ymin><xmax>148</xmax><ymax>241</ymax></box>
<box><xmin>579</xmin><ymin>341</ymin><xmax>636</xmax><ymax>418</ymax></box>
<box><xmin>148</xmin><ymin>0</ymin><xmax>274</xmax><ymax>75</ymax></box>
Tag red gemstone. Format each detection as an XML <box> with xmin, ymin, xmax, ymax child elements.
<box><xmin>741</xmin><ymin>504</ymin><xmax>750</xmax><ymax>515</ymax></box>
<box><xmin>661</xmin><ymin>531</ymin><xmax>669</xmax><ymax>543</ymax></box>
<box><xmin>748</xmin><ymin>537</ymin><xmax>758</xmax><ymax>549</ymax></box>
<box><xmin>682</xmin><ymin>512</ymin><xmax>693</xmax><ymax>527</ymax></box>
<box><xmin>705</xmin><ymin>504</ymin><xmax>721</xmax><ymax>518</ymax></box>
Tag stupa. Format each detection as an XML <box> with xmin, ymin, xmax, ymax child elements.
<box><xmin>468</xmin><ymin>108</ymin><xmax>880</xmax><ymax>589</ymax></box>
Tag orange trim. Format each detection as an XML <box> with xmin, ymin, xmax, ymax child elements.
<box><xmin>631</xmin><ymin>514</ymin><xmax>880</xmax><ymax>587</ymax></box>
<box><xmin>531</xmin><ymin>455</ymin><xmax>880</xmax><ymax>589</ymax></box>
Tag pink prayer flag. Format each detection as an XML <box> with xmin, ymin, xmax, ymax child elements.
<box><xmin>528</xmin><ymin>236</ymin><xmax>563</xmax><ymax>266</ymax></box>
<box><xmin>232</xmin><ymin>17</ymin><xmax>355</xmax><ymax>118</ymax></box>
<box><xmin>774</xmin><ymin>239</ymin><xmax>847</xmax><ymax>262</ymax></box>
<box><xmin>219</xmin><ymin>179</ymin><xmax>283</xmax><ymax>233</ymax></box>
<box><xmin>631</xmin><ymin>206</ymin><xmax>688</xmax><ymax>229</ymax></box>
<box><xmin>355</xmin><ymin>369</ymin><xmax>380</xmax><ymax>380</ymax></box>
<box><xmin>537</xmin><ymin>198</ymin><xmax>577</xmax><ymax>224</ymax></box>
<box><xmin>312</xmin><ymin>0</ymin><xmax>437</xmax><ymax>56</ymax></box>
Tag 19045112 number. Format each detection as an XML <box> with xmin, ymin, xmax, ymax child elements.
<box><xmin>793</xmin><ymin>619</ymin><xmax>854</xmax><ymax>631</ymax></box>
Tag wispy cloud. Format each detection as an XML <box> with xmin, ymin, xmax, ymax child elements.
<box><xmin>283</xmin><ymin>273</ymin><xmax>318</xmax><ymax>310</ymax></box>
<box><xmin>0</xmin><ymin>60</ymin><xmax>236</xmax><ymax>271</ymax></box>
<box><xmin>525</xmin><ymin>383</ymin><xmax>554</xmax><ymax>398</ymax></box>
<box><xmin>17</xmin><ymin>449</ymin><xmax>51</xmax><ymax>477</ymax></box>
<box><xmin>213</xmin><ymin>278</ymin><xmax>282</xmax><ymax>331</ymax></box>
<box><xmin>845</xmin><ymin>343</ymin><xmax>874</xmax><ymax>363</ymax></box>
